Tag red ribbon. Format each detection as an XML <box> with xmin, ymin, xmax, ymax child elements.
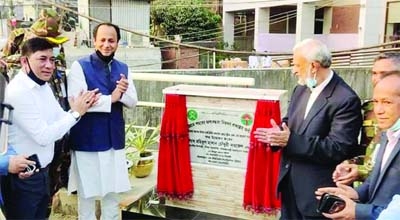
<box><xmin>156</xmin><ymin>94</ymin><xmax>194</xmax><ymax>199</ymax></box>
<box><xmin>243</xmin><ymin>100</ymin><xmax>282</xmax><ymax>214</ymax></box>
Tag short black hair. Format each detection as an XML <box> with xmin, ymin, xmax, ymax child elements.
<box><xmin>93</xmin><ymin>22</ymin><xmax>121</xmax><ymax>42</ymax></box>
<box><xmin>21</xmin><ymin>37</ymin><xmax>54</xmax><ymax>57</ymax></box>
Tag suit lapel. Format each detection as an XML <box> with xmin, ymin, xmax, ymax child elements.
<box><xmin>371</xmin><ymin>134</ymin><xmax>400</xmax><ymax>198</ymax></box>
<box><xmin>291</xmin><ymin>87</ymin><xmax>311</xmax><ymax>132</ymax></box>
<box><xmin>368</xmin><ymin>133</ymin><xmax>386</xmax><ymax>196</ymax></box>
<box><xmin>298</xmin><ymin>73</ymin><xmax>339</xmax><ymax>134</ymax></box>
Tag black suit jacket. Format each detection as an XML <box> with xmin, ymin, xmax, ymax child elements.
<box><xmin>278</xmin><ymin>72</ymin><xmax>363</xmax><ymax>216</ymax></box>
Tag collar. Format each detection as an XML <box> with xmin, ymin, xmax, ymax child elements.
<box><xmin>310</xmin><ymin>70</ymin><xmax>334</xmax><ymax>93</ymax></box>
<box><xmin>20</xmin><ymin>70</ymin><xmax>45</xmax><ymax>89</ymax></box>
<box><xmin>93</xmin><ymin>51</ymin><xmax>114</xmax><ymax>65</ymax></box>
<box><xmin>386</xmin><ymin>128</ymin><xmax>400</xmax><ymax>141</ymax></box>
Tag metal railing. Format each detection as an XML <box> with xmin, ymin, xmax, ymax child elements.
<box><xmin>271</xmin><ymin>40</ymin><xmax>400</xmax><ymax>67</ymax></box>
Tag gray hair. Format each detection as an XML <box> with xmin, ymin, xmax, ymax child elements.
<box><xmin>293</xmin><ymin>38</ymin><xmax>332</xmax><ymax>68</ymax></box>
<box><xmin>374</xmin><ymin>52</ymin><xmax>400</xmax><ymax>71</ymax></box>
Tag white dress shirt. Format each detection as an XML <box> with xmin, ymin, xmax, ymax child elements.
<box><xmin>381</xmin><ymin>130</ymin><xmax>400</xmax><ymax>171</ymax></box>
<box><xmin>304</xmin><ymin>70</ymin><xmax>334</xmax><ymax>119</ymax></box>
<box><xmin>67</xmin><ymin>60</ymin><xmax>138</xmax><ymax>198</ymax></box>
<box><xmin>5</xmin><ymin>71</ymin><xmax>77</xmax><ymax>167</ymax></box>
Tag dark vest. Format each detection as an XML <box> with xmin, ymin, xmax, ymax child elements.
<box><xmin>70</xmin><ymin>53</ymin><xmax>128</xmax><ymax>152</ymax></box>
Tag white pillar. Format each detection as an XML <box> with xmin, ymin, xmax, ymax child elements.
<box><xmin>323</xmin><ymin>7</ymin><xmax>332</xmax><ymax>34</ymax></box>
<box><xmin>295</xmin><ymin>2</ymin><xmax>315</xmax><ymax>43</ymax></box>
<box><xmin>254</xmin><ymin>7</ymin><xmax>270</xmax><ymax>51</ymax></box>
<box><xmin>223</xmin><ymin>11</ymin><xmax>235</xmax><ymax>49</ymax></box>
<box><xmin>78</xmin><ymin>0</ymin><xmax>90</xmax><ymax>43</ymax></box>
<box><xmin>358</xmin><ymin>0</ymin><xmax>385</xmax><ymax>47</ymax></box>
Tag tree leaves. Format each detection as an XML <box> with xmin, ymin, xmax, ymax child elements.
<box><xmin>151</xmin><ymin>0</ymin><xmax>221</xmax><ymax>42</ymax></box>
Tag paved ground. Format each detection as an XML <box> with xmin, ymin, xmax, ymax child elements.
<box><xmin>49</xmin><ymin>188</ymin><xmax>78</xmax><ymax>220</ymax></box>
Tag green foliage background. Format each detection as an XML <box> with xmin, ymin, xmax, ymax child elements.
<box><xmin>150</xmin><ymin>0</ymin><xmax>221</xmax><ymax>42</ymax></box>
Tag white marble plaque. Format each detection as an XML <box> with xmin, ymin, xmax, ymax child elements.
<box><xmin>188</xmin><ymin>107</ymin><xmax>253</xmax><ymax>169</ymax></box>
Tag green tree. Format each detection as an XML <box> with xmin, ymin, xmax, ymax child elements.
<box><xmin>151</xmin><ymin>0</ymin><xmax>221</xmax><ymax>42</ymax></box>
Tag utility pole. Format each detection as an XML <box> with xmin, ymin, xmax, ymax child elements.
<box><xmin>35</xmin><ymin>0</ymin><xmax>39</xmax><ymax>19</ymax></box>
<box><xmin>0</xmin><ymin>5</ymin><xmax>3</xmax><ymax>37</ymax></box>
<box><xmin>9</xmin><ymin>0</ymin><xmax>14</xmax><ymax>18</ymax></box>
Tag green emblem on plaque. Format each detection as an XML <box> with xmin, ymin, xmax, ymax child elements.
<box><xmin>241</xmin><ymin>113</ymin><xmax>253</xmax><ymax>126</ymax></box>
<box><xmin>187</xmin><ymin>109</ymin><xmax>198</xmax><ymax>121</ymax></box>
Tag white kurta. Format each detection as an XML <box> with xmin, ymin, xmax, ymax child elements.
<box><xmin>69</xmin><ymin>149</ymin><xmax>131</xmax><ymax>198</ymax></box>
<box><xmin>67</xmin><ymin>59</ymin><xmax>138</xmax><ymax>198</ymax></box>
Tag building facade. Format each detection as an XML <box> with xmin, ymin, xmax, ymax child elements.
<box><xmin>78</xmin><ymin>0</ymin><xmax>151</xmax><ymax>47</ymax></box>
<box><xmin>386</xmin><ymin>0</ymin><xmax>400</xmax><ymax>43</ymax></box>
<box><xmin>223</xmin><ymin>0</ymin><xmax>390</xmax><ymax>52</ymax></box>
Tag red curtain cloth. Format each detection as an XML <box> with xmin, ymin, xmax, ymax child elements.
<box><xmin>243</xmin><ymin>100</ymin><xmax>282</xmax><ymax>214</ymax></box>
<box><xmin>156</xmin><ymin>94</ymin><xmax>194</xmax><ymax>199</ymax></box>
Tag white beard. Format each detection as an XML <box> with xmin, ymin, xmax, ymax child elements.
<box><xmin>297</xmin><ymin>77</ymin><xmax>306</xmax><ymax>85</ymax></box>
<box><xmin>297</xmin><ymin>67</ymin><xmax>313</xmax><ymax>86</ymax></box>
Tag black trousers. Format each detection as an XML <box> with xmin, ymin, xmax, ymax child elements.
<box><xmin>1</xmin><ymin>168</ymin><xmax>50</xmax><ymax>220</ymax></box>
<box><xmin>280</xmin><ymin>175</ymin><xmax>328</xmax><ymax>220</ymax></box>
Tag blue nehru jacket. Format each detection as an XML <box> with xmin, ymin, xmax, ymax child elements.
<box><xmin>69</xmin><ymin>53</ymin><xmax>127</xmax><ymax>152</ymax></box>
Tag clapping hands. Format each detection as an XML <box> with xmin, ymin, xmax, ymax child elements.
<box><xmin>69</xmin><ymin>88</ymin><xmax>100</xmax><ymax>116</ymax></box>
<box><xmin>111</xmin><ymin>74</ymin><xmax>128</xmax><ymax>103</ymax></box>
<box><xmin>253</xmin><ymin>119</ymin><xmax>290</xmax><ymax>148</ymax></box>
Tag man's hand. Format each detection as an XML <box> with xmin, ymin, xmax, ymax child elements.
<box><xmin>0</xmin><ymin>59</ymin><xmax>7</xmax><ymax>73</ymax></box>
<box><xmin>69</xmin><ymin>89</ymin><xmax>99</xmax><ymax>116</ymax></box>
<box><xmin>315</xmin><ymin>183</ymin><xmax>359</xmax><ymax>201</ymax></box>
<box><xmin>111</xmin><ymin>74</ymin><xmax>129</xmax><ymax>103</ymax></box>
<box><xmin>8</xmin><ymin>155</ymin><xmax>36</xmax><ymax>174</ymax></box>
<box><xmin>332</xmin><ymin>162</ymin><xmax>359</xmax><ymax>185</ymax></box>
<box><xmin>254</xmin><ymin>119</ymin><xmax>290</xmax><ymax>148</ymax></box>
<box><xmin>322</xmin><ymin>194</ymin><xmax>356</xmax><ymax>220</ymax></box>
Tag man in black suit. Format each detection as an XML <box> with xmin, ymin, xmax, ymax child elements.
<box><xmin>316</xmin><ymin>72</ymin><xmax>400</xmax><ymax>220</ymax></box>
<box><xmin>254</xmin><ymin>38</ymin><xmax>363</xmax><ymax>219</ymax></box>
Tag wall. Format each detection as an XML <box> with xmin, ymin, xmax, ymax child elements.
<box><xmin>179</xmin><ymin>47</ymin><xmax>200</xmax><ymax>69</ymax></box>
<box><xmin>111</xmin><ymin>0</ymin><xmax>150</xmax><ymax>47</ymax></box>
<box><xmin>160</xmin><ymin>46</ymin><xmax>200</xmax><ymax>69</ymax></box>
<box><xmin>127</xmin><ymin>67</ymin><xmax>372</xmax><ymax>126</ymax></box>
<box><xmin>167</xmin><ymin>164</ymin><xmax>273</xmax><ymax>220</ymax></box>
<box><xmin>331</xmin><ymin>6</ymin><xmax>360</xmax><ymax>33</ymax></box>
<box><xmin>258</xmin><ymin>33</ymin><xmax>359</xmax><ymax>53</ymax></box>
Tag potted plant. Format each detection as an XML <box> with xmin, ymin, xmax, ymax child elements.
<box><xmin>125</xmin><ymin>122</ymin><xmax>159</xmax><ymax>178</ymax></box>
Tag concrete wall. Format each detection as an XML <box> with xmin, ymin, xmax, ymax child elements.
<box><xmin>64</xmin><ymin>47</ymin><xmax>162</xmax><ymax>70</ymax></box>
<box><xmin>127</xmin><ymin>67</ymin><xmax>372</xmax><ymax>127</ymax></box>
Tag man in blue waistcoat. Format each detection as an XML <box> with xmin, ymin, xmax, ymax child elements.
<box><xmin>67</xmin><ymin>23</ymin><xmax>138</xmax><ymax>220</ymax></box>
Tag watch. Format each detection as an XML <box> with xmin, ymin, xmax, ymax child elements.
<box><xmin>70</xmin><ymin>110</ymin><xmax>81</xmax><ymax>121</ymax></box>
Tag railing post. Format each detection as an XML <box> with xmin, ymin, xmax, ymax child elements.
<box><xmin>213</xmin><ymin>48</ymin><xmax>216</xmax><ymax>69</ymax></box>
